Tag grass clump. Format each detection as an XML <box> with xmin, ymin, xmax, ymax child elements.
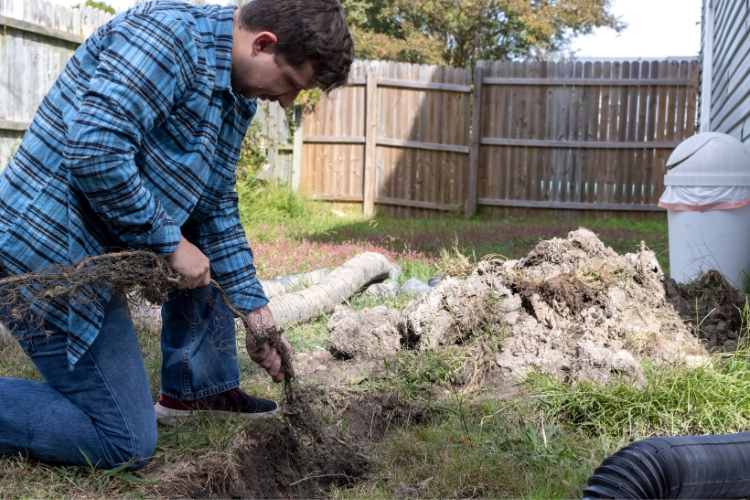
<box><xmin>527</xmin><ymin>346</ymin><xmax>750</xmax><ymax>437</ymax></box>
<box><xmin>434</xmin><ymin>239</ymin><xmax>476</xmax><ymax>279</ymax></box>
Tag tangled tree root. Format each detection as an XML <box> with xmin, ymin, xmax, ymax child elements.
<box><xmin>0</xmin><ymin>250</ymin><xmax>326</xmax><ymax>435</ymax></box>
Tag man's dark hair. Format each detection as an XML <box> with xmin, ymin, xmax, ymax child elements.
<box><xmin>238</xmin><ymin>0</ymin><xmax>354</xmax><ymax>93</ymax></box>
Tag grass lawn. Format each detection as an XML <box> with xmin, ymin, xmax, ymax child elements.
<box><xmin>4</xmin><ymin>182</ymin><xmax>744</xmax><ymax>499</ymax></box>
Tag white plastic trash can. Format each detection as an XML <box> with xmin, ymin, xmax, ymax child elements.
<box><xmin>660</xmin><ymin>132</ymin><xmax>750</xmax><ymax>288</ymax></box>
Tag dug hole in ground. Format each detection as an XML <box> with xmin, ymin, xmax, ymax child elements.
<box><xmin>137</xmin><ymin>228</ymin><xmax>742</xmax><ymax>498</ymax></box>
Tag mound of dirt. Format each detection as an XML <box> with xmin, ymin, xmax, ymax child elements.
<box><xmin>329</xmin><ymin>229</ymin><xmax>717</xmax><ymax>387</ymax></box>
<box><xmin>480</xmin><ymin>229</ymin><xmax>703</xmax><ymax>384</ymax></box>
<box><xmin>665</xmin><ymin>270</ymin><xmax>745</xmax><ymax>349</ymax></box>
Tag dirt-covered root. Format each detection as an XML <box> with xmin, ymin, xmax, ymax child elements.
<box><xmin>665</xmin><ymin>270</ymin><xmax>746</xmax><ymax>350</ymax></box>
<box><xmin>0</xmin><ymin>251</ymin><xmax>182</xmax><ymax>329</ymax></box>
<box><xmin>153</xmin><ymin>389</ymin><xmax>431</xmax><ymax>499</ymax></box>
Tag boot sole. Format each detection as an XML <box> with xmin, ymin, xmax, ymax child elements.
<box><xmin>154</xmin><ymin>402</ymin><xmax>280</xmax><ymax>424</ymax></box>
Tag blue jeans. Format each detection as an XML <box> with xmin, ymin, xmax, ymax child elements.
<box><xmin>0</xmin><ymin>277</ymin><xmax>240</xmax><ymax>469</ymax></box>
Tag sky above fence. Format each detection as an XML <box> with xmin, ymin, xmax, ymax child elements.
<box><xmin>51</xmin><ymin>0</ymin><xmax>702</xmax><ymax>60</ymax></box>
<box><xmin>571</xmin><ymin>0</ymin><xmax>702</xmax><ymax>59</ymax></box>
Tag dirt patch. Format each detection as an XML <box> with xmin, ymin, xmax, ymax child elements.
<box><xmin>154</xmin><ymin>389</ymin><xmax>430</xmax><ymax>499</ymax></box>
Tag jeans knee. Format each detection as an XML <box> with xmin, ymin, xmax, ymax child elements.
<box><xmin>101</xmin><ymin>419</ymin><xmax>158</xmax><ymax>470</ymax></box>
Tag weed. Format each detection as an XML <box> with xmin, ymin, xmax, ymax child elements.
<box><xmin>434</xmin><ymin>239</ymin><xmax>476</xmax><ymax>279</ymax></box>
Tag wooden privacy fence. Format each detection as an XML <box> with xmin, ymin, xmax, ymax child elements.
<box><xmin>0</xmin><ymin>0</ymin><xmax>112</xmax><ymax>169</ymax></box>
<box><xmin>299</xmin><ymin>58</ymin><xmax>700</xmax><ymax>217</ymax></box>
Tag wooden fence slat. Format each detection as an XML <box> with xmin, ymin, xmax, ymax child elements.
<box><xmin>584</xmin><ymin>62</ymin><xmax>602</xmax><ymax>203</ymax></box>
<box><xmin>652</xmin><ymin>60</ymin><xmax>671</xmax><ymax>204</ymax></box>
<box><xmin>595</xmin><ymin>62</ymin><xmax>611</xmax><ymax>204</ymax></box>
<box><xmin>577</xmin><ymin>62</ymin><xmax>592</xmax><ymax>203</ymax></box>
<box><xmin>526</xmin><ymin>60</ymin><xmax>542</xmax><ymax>204</ymax></box>
<box><xmin>363</xmin><ymin>62</ymin><xmax>377</xmax><ymax>217</ymax></box>
<box><xmin>613</xmin><ymin>61</ymin><xmax>631</xmax><ymax>205</ymax></box>
<box><xmin>513</xmin><ymin>61</ymin><xmax>534</xmax><ymax>199</ymax></box>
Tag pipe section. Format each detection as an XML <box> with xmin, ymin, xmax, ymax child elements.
<box><xmin>584</xmin><ymin>432</ymin><xmax>750</xmax><ymax>499</ymax></box>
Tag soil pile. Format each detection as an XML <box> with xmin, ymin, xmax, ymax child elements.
<box><xmin>665</xmin><ymin>270</ymin><xmax>745</xmax><ymax>350</ymax></box>
<box><xmin>330</xmin><ymin>229</ymin><xmax>714</xmax><ymax>387</ymax></box>
<box><xmin>486</xmin><ymin>228</ymin><xmax>704</xmax><ymax>385</ymax></box>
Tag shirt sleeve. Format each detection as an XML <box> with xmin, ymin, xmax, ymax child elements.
<box><xmin>62</xmin><ymin>12</ymin><xmax>199</xmax><ymax>257</ymax></box>
<box><xmin>194</xmin><ymin>183</ymin><xmax>270</xmax><ymax>314</ymax></box>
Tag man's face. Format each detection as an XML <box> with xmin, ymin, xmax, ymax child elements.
<box><xmin>231</xmin><ymin>10</ymin><xmax>317</xmax><ymax>108</ymax></box>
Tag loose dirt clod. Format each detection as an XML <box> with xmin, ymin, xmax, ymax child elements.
<box><xmin>665</xmin><ymin>269</ymin><xmax>745</xmax><ymax>349</ymax></box>
<box><xmin>329</xmin><ymin>304</ymin><xmax>401</xmax><ymax>359</ymax></box>
<box><xmin>398</xmin><ymin>276</ymin><xmax>498</xmax><ymax>350</ymax></box>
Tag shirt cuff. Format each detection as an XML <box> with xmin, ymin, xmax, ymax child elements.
<box><xmin>228</xmin><ymin>275</ymin><xmax>270</xmax><ymax>315</ymax></box>
<box><xmin>143</xmin><ymin>218</ymin><xmax>182</xmax><ymax>257</ymax></box>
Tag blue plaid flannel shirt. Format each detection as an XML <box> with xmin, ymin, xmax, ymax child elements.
<box><xmin>0</xmin><ymin>1</ymin><xmax>269</xmax><ymax>367</ymax></box>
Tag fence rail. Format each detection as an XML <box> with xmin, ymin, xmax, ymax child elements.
<box><xmin>299</xmin><ymin>58</ymin><xmax>700</xmax><ymax>217</ymax></box>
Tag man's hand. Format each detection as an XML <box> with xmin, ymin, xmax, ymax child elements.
<box><xmin>167</xmin><ymin>236</ymin><xmax>211</xmax><ymax>289</ymax></box>
<box><xmin>246</xmin><ymin>305</ymin><xmax>293</xmax><ymax>383</ymax></box>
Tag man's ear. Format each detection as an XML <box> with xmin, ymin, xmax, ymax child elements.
<box><xmin>252</xmin><ymin>31</ymin><xmax>279</xmax><ymax>56</ymax></box>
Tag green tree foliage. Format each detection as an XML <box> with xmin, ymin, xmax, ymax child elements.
<box><xmin>72</xmin><ymin>0</ymin><xmax>116</xmax><ymax>15</ymax></box>
<box><xmin>342</xmin><ymin>0</ymin><xmax>625</xmax><ymax>67</ymax></box>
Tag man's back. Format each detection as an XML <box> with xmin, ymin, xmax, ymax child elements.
<box><xmin>0</xmin><ymin>1</ymin><xmax>262</xmax><ymax>366</ymax></box>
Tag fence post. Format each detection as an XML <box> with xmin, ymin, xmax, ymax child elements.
<box><xmin>363</xmin><ymin>62</ymin><xmax>378</xmax><ymax>217</ymax></box>
<box><xmin>291</xmin><ymin>110</ymin><xmax>303</xmax><ymax>191</ymax></box>
<box><xmin>465</xmin><ymin>60</ymin><xmax>484</xmax><ymax>218</ymax></box>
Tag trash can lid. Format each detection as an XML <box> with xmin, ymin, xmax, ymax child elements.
<box><xmin>665</xmin><ymin>132</ymin><xmax>750</xmax><ymax>186</ymax></box>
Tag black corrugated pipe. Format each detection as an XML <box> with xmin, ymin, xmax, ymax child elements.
<box><xmin>583</xmin><ymin>432</ymin><xmax>750</xmax><ymax>499</ymax></box>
